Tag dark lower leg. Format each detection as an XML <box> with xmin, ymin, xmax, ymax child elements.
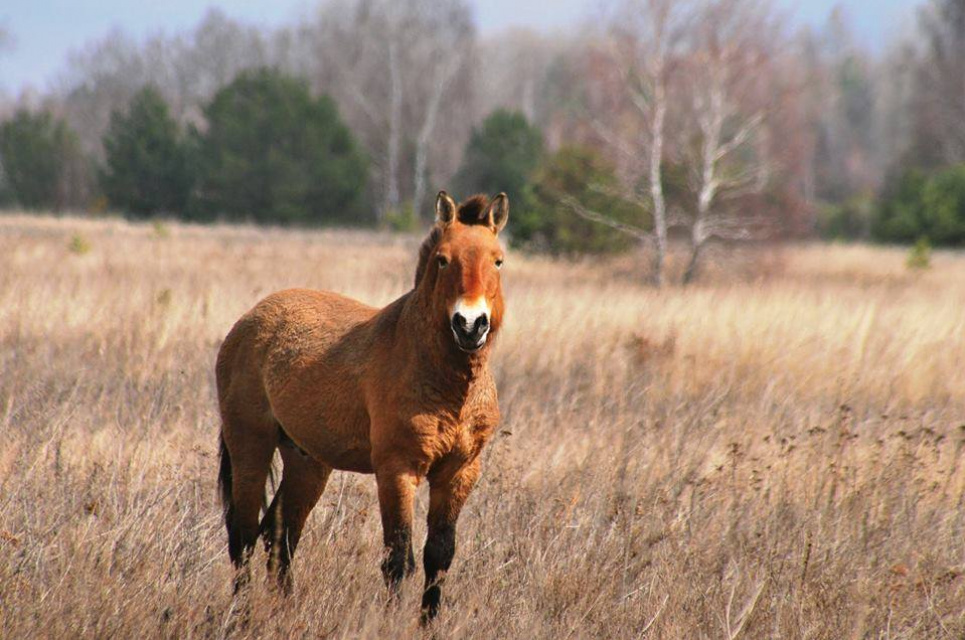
<box><xmin>420</xmin><ymin>457</ymin><xmax>480</xmax><ymax>623</ymax></box>
<box><xmin>263</xmin><ymin>453</ymin><xmax>330</xmax><ymax>593</ymax></box>
<box><xmin>421</xmin><ymin>523</ymin><xmax>455</xmax><ymax>621</ymax></box>
<box><xmin>269</xmin><ymin>511</ymin><xmax>306</xmax><ymax>595</ymax></box>
<box><xmin>229</xmin><ymin>508</ymin><xmax>260</xmax><ymax>594</ymax></box>
<box><xmin>262</xmin><ymin>492</ymin><xmax>291</xmax><ymax>590</ymax></box>
<box><xmin>382</xmin><ymin>526</ymin><xmax>415</xmax><ymax>590</ymax></box>
<box><xmin>375</xmin><ymin>469</ymin><xmax>418</xmax><ymax>593</ymax></box>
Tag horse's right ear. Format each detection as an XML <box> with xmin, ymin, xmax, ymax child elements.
<box><xmin>436</xmin><ymin>191</ymin><xmax>457</xmax><ymax>226</ymax></box>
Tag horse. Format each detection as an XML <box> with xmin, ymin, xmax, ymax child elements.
<box><xmin>215</xmin><ymin>191</ymin><xmax>509</xmax><ymax>622</ymax></box>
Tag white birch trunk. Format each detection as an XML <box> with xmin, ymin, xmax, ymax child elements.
<box><xmin>648</xmin><ymin>64</ymin><xmax>669</xmax><ymax>287</ymax></box>
<box><xmin>685</xmin><ymin>78</ymin><xmax>724</xmax><ymax>285</ymax></box>
<box><xmin>413</xmin><ymin>54</ymin><xmax>462</xmax><ymax>219</ymax></box>
<box><xmin>383</xmin><ymin>38</ymin><xmax>403</xmax><ymax>220</ymax></box>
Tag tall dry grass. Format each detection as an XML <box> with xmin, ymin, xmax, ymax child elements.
<box><xmin>1</xmin><ymin>214</ymin><xmax>963</xmax><ymax>638</ymax></box>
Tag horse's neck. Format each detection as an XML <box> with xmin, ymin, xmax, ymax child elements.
<box><xmin>396</xmin><ymin>289</ymin><xmax>490</xmax><ymax>398</ymax></box>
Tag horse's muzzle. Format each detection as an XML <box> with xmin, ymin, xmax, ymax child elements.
<box><xmin>451</xmin><ymin>312</ymin><xmax>489</xmax><ymax>352</ymax></box>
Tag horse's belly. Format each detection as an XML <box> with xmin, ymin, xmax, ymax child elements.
<box><xmin>272</xmin><ymin>395</ymin><xmax>374</xmax><ymax>474</ymax></box>
<box><xmin>325</xmin><ymin>444</ymin><xmax>374</xmax><ymax>473</ymax></box>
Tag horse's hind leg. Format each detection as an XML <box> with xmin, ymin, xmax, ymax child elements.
<box><xmin>262</xmin><ymin>436</ymin><xmax>332</xmax><ymax>593</ymax></box>
<box><xmin>221</xmin><ymin>410</ymin><xmax>278</xmax><ymax>593</ymax></box>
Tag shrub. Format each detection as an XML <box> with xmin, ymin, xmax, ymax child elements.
<box><xmin>919</xmin><ymin>165</ymin><xmax>965</xmax><ymax>245</ymax></box>
<box><xmin>906</xmin><ymin>237</ymin><xmax>932</xmax><ymax>270</ymax></box>
<box><xmin>873</xmin><ymin>166</ymin><xmax>965</xmax><ymax>246</ymax></box>
<box><xmin>817</xmin><ymin>196</ymin><xmax>873</xmax><ymax>241</ymax></box>
<box><xmin>68</xmin><ymin>234</ymin><xmax>91</xmax><ymax>255</ymax></box>
<box><xmin>384</xmin><ymin>204</ymin><xmax>419</xmax><ymax>233</ymax></box>
<box><xmin>152</xmin><ymin>220</ymin><xmax>171</xmax><ymax>239</ymax></box>
<box><xmin>515</xmin><ymin>146</ymin><xmax>650</xmax><ymax>255</ymax></box>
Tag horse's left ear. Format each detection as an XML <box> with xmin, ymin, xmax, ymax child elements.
<box><xmin>485</xmin><ymin>193</ymin><xmax>509</xmax><ymax>234</ymax></box>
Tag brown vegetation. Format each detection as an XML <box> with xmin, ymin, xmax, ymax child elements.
<box><xmin>1</xmin><ymin>215</ymin><xmax>964</xmax><ymax>637</ymax></box>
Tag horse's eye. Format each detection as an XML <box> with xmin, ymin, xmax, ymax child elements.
<box><xmin>437</xmin><ymin>255</ymin><xmax>449</xmax><ymax>269</ymax></box>
<box><xmin>495</xmin><ymin>258</ymin><xmax>504</xmax><ymax>269</ymax></box>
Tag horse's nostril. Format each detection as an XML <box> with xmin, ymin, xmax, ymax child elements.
<box><xmin>451</xmin><ymin>312</ymin><xmax>488</xmax><ymax>340</ymax></box>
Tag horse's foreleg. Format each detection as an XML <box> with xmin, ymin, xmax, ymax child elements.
<box><xmin>421</xmin><ymin>456</ymin><xmax>481</xmax><ymax>623</ymax></box>
<box><xmin>375</xmin><ymin>467</ymin><xmax>419</xmax><ymax>591</ymax></box>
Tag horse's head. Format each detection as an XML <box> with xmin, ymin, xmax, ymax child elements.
<box><xmin>416</xmin><ymin>191</ymin><xmax>509</xmax><ymax>354</ymax></box>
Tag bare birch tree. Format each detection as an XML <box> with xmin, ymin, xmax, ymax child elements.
<box><xmin>679</xmin><ymin>0</ymin><xmax>778</xmax><ymax>284</ymax></box>
<box><xmin>55</xmin><ymin>30</ymin><xmax>147</xmax><ymax>158</ymax></box>
<box><xmin>385</xmin><ymin>34</ymin><xmax>404</xmax><ymax>216</ymax></box>
<box><xmin>584</xmin><ymin>0</ymin><xmax>690</xmax><ymax>286</ymax></box>
<box><xmin>54</xmin><ymin>10</ymin><xmax>269</xmax><ymax>158</ymax></box>
<box><xmin>410</xmin><ymin>0</ymin><xmax>474</xmax><ymax>216</ymax></box>
<box><xmin>614</xmin><ymin>0</ymin><xmax>689</xmax><ymax>285</ymax></box>
<box><xmin>477</xmin><ymin>29</ymin><xmax>560</xmax><ymax>125</ymax></box>
<box><xmin>413</xmin><ymin>50</ymin><xmax>463</xmax><ymax>217</ymax></box>
<box><xmin>0</xmin><ymin>24</ymin><xmax>16</xmax><ymax>115</ymax></box>
<box><xmin>916</xmin><ymin>0</ymin><xmax>965</xmax><ymax>165</ymax></box>
<box><xmin>312</xmin><ymin>0</ymin><xmax>474</xmax><ymax>221</ymax></box>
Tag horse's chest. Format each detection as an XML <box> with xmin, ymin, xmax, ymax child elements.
<box><xmin>399</xmin><ymin>378</ymin><xmax>498</xmax><ymax>465</ymax></box>
<box><xmin>411</xmin><ymin>405</ymin><xmax>494</xmax><ymax>463</ymax></box>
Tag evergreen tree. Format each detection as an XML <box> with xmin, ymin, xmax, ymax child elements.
<box><xmin>453</xmin><ymin>110</ymin><xmax>544</xmax><ymax>208</ymax></box>
<box><xmin>0</xmin><ymin>110</ymin><xmax>86</xmax><ymax>211</ymax></box>
<box><xmin>100</xmin><ymin>86</ymin><xmax>193</xmax><ymax>217</ymax></box>
<box><xmin>193</xmin><ymin>68</ymin><xmax>368</xmax><ymax>225</ymax></box>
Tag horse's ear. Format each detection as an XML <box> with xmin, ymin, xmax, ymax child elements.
<box><xmin>485</xmin><ymin>193</ymin><xmax>509</xmax><ymax>234</ymax></box>
<box><xmin>436</xmin><ymin>191</ymin><xmax>457</xmax><ymax>226</ymax></box>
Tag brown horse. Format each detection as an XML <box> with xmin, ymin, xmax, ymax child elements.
<box><xmin>216</xmin><ymin>191</ymin><xmax>508</xmax><ymax>621</ymax></box>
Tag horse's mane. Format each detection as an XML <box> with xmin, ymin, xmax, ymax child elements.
<box><xmin>414</xmin><ymin>195</ymin><xmax>491</xmax><ymax>287</ymax></box>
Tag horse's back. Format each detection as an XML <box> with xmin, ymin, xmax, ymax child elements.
<box><xmin>249</xmin><ymin>288</ymin><xmax>377</xmax><ymax>346</ymax></box>
<box><xmin>216</xmin><ymin>288</ymin><xmax>377</xmax><ymax>411</ymax></box>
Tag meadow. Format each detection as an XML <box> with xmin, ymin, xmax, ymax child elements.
<box><xmin>1</xmin><ymin>213</ymin><xmax>964</xmax><ymax>638</ymax></box>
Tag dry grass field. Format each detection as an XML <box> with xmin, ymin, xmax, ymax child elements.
<box><xmin>1</xmin><ymin>213</ymin><xmax>964</xmax><ymax>639</ymax></box>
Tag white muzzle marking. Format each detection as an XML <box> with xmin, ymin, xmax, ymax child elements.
<box><xmin>451</xmin><ymin>296</ymin><xmax>491</xmax><ymax>347</ymax></box>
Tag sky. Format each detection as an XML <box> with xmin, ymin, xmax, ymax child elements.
<box><xmin>0</xmin><ymin>0</ymin><xmax>922</xmax><ymax>95</ymax></box>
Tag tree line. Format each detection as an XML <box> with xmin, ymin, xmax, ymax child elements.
<box><xmin>1</xmin><ymin>0</ymin><xmax>965</xmax><ymax>281</ymax></box>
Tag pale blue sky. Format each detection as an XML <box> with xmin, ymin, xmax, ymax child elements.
<box><xmin>0</xmin><ymin>0</ymin><xmax>922</xmax><ymax>94</ymax></box>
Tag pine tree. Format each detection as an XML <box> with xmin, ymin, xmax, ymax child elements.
<box><xmin>100</xmin><ymin>87</ymin><xmax>193</xmax><ymax>217</ymax></box>
<box><xmin>192</xmin><ymin>69</ymin><xmax>369</xmax><ymax>225</ymax></box>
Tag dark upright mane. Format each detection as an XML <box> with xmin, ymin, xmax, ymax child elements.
<box><xmin>414</xmin><ymin>195</ymin><xmax>491</xmax><ymax>287</ymax></box>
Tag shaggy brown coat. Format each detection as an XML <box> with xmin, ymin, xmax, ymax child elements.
<box><xmin>216</xmin><ymin>191</ymin><xmax>508</xmax><ymax>621</ymax></box>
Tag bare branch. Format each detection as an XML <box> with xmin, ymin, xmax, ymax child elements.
<box><xmin>589</xmin><ymin>119</ymin><xmax>645</xmax><ymax>171</ymax></box>
<box><xmin>586</xmin><ymin>180</ymin><xmax>650</xmax><ymax>210</ymax></box>
<box><xmin>554</xmin><ymin>191</ymin><xmax>652</xmax><ymax>242</ymax></box>
<box><xmin>714</xmin><ymin>111</ymin><xmax>764</xmax><ymax>162</ymax></box>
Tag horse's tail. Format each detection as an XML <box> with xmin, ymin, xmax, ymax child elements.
<box><xmin>218</xmin><ymin>432</ymin><xmax>233</xmax><ymax>530</ymax></box>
